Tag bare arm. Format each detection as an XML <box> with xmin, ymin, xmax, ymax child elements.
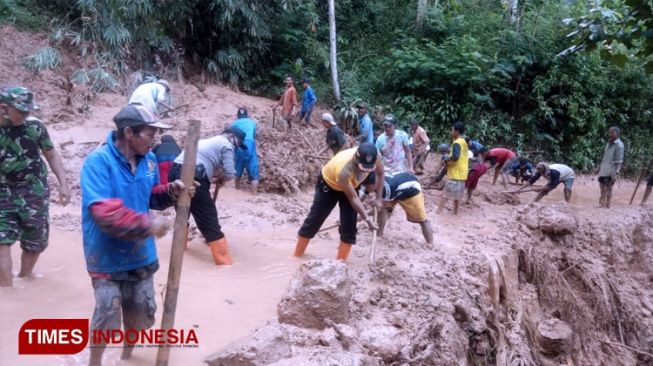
<box><xmin>43</xmin><ymin>148</ymin><xmax>71</xmax><ymax>206</ymax></box>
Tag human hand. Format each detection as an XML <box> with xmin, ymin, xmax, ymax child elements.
<box><xmin>365</xmin><ymin>216</ymin><xmax>379</xmax><ymax>231</ymax></box>
<box><xmin>169</xmin><ymin>179</ymin><xmax>201</xmax><ymax>199</ymax></box>
<box><xmin>149</xmin><ymin>216</ymin><xmax>169</xmax><ymax>238</ymax></box>
<box><xmin>374</xmin><ymin>197</ymin><xmax>383</xmax><ymax>210</ymax></box>
<box><xmin>59</xmin><ymin>186</ymin><xmax>71</xmax><ymax>206</ymax></box>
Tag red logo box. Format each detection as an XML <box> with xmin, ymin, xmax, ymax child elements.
<box><xmin>19</xmin><ymin>319</ymin><xmax>89</xmax><ymax>355</ymax></box>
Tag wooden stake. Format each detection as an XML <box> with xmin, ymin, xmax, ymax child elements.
<box><xmin>369</xmin><ymin>207</ymin><xmax>378</xmax><ymax>265</ymax></box>
<box><xmin>155</xmin><ymin>119</ymin><xmax>201</xmax><ymax>366</ymax></box>
<box><xmin>630</xmin><ymin>158</ymin><xmax>653</xmax><ymax>205</ymax></box>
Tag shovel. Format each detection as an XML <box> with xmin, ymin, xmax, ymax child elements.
<box><xmin>368</xmin><ymin>207</ymin><xmax>378</xmax><ymax>265</ymax></box>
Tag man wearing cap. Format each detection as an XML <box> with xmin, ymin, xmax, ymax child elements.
<box><xmin>0</xmin><ymin>86</ymin><xmax>70</xmax><ymax>287</ymax></box>
<box><xmin>438</xmin><ymin>122</ymin><xmax>468</xmax><ymax>215</ymax></box>
<box><xmin>294</xmin><ymin>143</ymin><xmax>384</xmax><ymax>261</ymax></box>
<box><xmin>597</xmin><ymin>126</ymin><xmax>624</xmax><ymax>209</ymax></box>
<box><xmin>355</xmin><ymin>101</ymin><xmax>374</xmax><ymax>145</ymax></box>
<box><xmin>318</xmin><ymin>113</ymin><xmax>347</xmax><ymax>155</ymax></box>
<box><xmin>516</xmin><ymin>162</ymin><xmax>575</xmax><ymax>203</ymax></box>
<box><xmin>375</xmin><ymin>114</ymin><xmax>414</xmax><ymax>175</ymax></box>
<box><xmin>300</xmin><ymin>78</ymin><xmax>317</xmax><ymax>127</ymax></box>
<box><xmin>169</xmin><ymin>126</ymin><xmax>247</xmax><ymax>265</ymax></box>
<box><xmin>129</xmin><ymin>79</ymin><xmax>172</xmax><ymax>116</ymax></box>
<box><xmin>80</xmin><ymin>104</ymin><xmax>191</xmax><ymax>364</ymax></box>
<box><xmin>361</xmin><ymin>172</ymin><xmax>433</xmax><ymax>244</ymax></box>
<box><xmin>410</xmin><ymin>120</ymin><xmax>430</xmax><ymax>175</ymax></box>
<box><xmin>274</xmin><ymin>76</ymin><xmax>299</xmax><ymax>129</ymax></box>
<box><xmin>231</xmin><ymin>108</ymin><xmax>259</xmax><ymax>194</ymax></box>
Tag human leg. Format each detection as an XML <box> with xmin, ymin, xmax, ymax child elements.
<box><xmin>17</xmin><ymin>182</ymin><xmax>49</xmax><ymax>278</ymax></box>
<box><xmin>0</xmin><ymin>245</ymin><xmax>12</xmax><ymax>287</ymax></box>
<box><xmin>420</xmin><ymin>221</ymin><xmax>434</xmax><ymax>244</ymax></box>
<box><xmin>120</xmin><ymin>275</ymin><xmax>156</xmax><ymax>359</ymax></box>
<box><xmin>605</xmin><ymin>177</ymin><xmax>614</xmax><ymax>208</ymax></box>
<box><xmin>89</xmin><ymin>278</ymin><xmax>123</xmax><ymax>366</ymax></box>
<box><xmin>296</xmin><ymin>177</ymin><xmax>339</xmax><ymax>256</ymax></box>
<box><xmin>336</xmin><ymin>194</ymin><xmax>358</xmax><ymax>260</ymax></box>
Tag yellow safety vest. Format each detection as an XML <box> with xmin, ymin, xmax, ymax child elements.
<box><xmin>447</xmin><ymin>137</ymin><xmax>469</xmax><ymax>181</ymax></box>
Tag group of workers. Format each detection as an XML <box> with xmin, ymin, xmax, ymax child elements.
<box><xmin>0</xmin><ymin>79</ymin><xmax>649</xmax><ymax>366</ymax></box>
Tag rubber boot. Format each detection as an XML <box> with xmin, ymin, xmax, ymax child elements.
<box><xmin>208</xmin><ymin>238</ymin><xmax>234</xmax><ymax>265</ymax></box>
<box><xmin>294</xmin><ymin>236</ymin><xmax>310</xmax><ymax>257</ymax></box>
<box><xmin>336</xmin><ymin>242</ymin><xmax>352</xmax><ymax>261</ymax></box>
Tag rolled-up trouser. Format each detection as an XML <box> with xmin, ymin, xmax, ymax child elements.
<box><xmin>90</xmin><ymin>274</ymin><xmax>156</xmax><ymax>339</ymax></box>
<box><xmin>298</xmin><ymin>175</ymin><xmax>358</xmax><ymax>244</ymax></box>
<box><xmin>169</xmin><ymin>163</ymin><xmax>224</xmax><ymax>242</ymax></box>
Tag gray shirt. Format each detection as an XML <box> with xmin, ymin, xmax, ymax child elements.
<box><xmin>175</xmin><ymin>135</ymin><xmax>235</xmax><ymax>179</ymax></box>
<box><xmin>598</xmin><ymin>138</ymin><xmax>624</xmax><ymax>177</ymax></box>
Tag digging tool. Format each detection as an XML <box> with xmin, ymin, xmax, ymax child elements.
<box><xmin>630</xmin><ymin>158</ymin><xmax>653</xmax><ymax>205</ymax></box>
<box><xmin>160</xmin><ymin>103</ymin><xmax>189</xmax><ymax>118</ymax></box>
<box><xmin>369</xmin><ymin>207</ymin><xmax>378</xmax><ymax>265</ymax></box>
<box><xmin>505</xmin><ymin>187</ymin><xmax>541</xmax><ymax>195</ymax></box>
<box><xmin>212</xmin><ymin>184</ymin><xmax>220</xmax><ymax>202</ymax></box>
<box><xmin>155</xmin><ymin>119</ymin><xmax>201</xmax><ymax>366</ymax></box>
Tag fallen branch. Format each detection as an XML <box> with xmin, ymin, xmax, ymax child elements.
<box><xmin>304</xmin><ymin>154</ymin><xmax>330</xmax><ymax>160</ymax></box>
<box><xmin>593</xmin><ymin>337</ymin><xmax>653</xmax><ymax>358</ymax></box>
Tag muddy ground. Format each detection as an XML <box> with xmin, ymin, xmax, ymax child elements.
<box><xmin>1</xmin><ymin>25</ymin><xmax>653</xmax><ymax>365</ymax></box>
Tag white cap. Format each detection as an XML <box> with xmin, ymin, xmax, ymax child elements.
<box><xmin>322</xmin><ymin>113</ymin><xmax>336</xmax><ymax>126</ymax></box>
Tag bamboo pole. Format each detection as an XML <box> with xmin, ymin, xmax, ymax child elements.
<box><xmin>155</xmin><ymin>119</ymin><xmax>201</xmax><ymax>366</ymax></box>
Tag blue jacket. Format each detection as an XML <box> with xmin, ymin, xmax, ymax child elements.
<box><xmin>301</xmin><ymin>87</ymin><xmax>317</xmax><ymax>113</ymax></box>
<box><xmin>81</xmin><ymin>133</ymin><xmax>164</xmax><ymax>273</ymax></box>
<box><xmin>359</xmin><ymin>114</ymin><xmax>374</xmax><ymax>144</ymax></box>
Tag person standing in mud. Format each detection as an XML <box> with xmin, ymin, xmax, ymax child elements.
<box><xmin>361</xmin><ymin>172</ymin><xmax>433</xmax><ymax>244</ymax></box>
<box><xmin>482</xmin><ymin>147</ymin><xmax>518</xmax><ymax>188</ymax></box>
<box><xmin>597</xmin><ymin>126</ymin><xmax>624</xmax><ymax>209</ymax></box>
<box><xmin>152</xmin><ymin>134</ymin><xmax>181</xmax><ymax>185</ymax></box>
<box><xmin>410</xmin><ymin>119</ymin><xmax>430</xmax><ymax>175</ymax></box>
<box><xmin>231</xmin><ymin>108</ymin><xmax>259</xmax><ymax>194</ymax></box>
<box><xmin>318</xmin><ymin>112</ymin><xmax>347</xmax><ymax>155</ymax></box>
<box><xmin>438</xmin><ymin>122</ymin><xmax>468</xmax><ymax>215</ymax></box>
<box><xmin>375</xmin><ymin>114</ymin><xmax>414</xmax><ymax>174</ymax></box>
<box><xmin>516</xmin><ymin>162</ymin><xmax>575</xmax><ymax>203</ymax></box>
<box><xmin>294</xmin><ymin>143</ymin><xmax>384</xmax><ymax>261</ymax></box>
<box><xmin>274</xmin><ymin>76</ymin><xmax>299</xmax><ymax>129</ymax></box>
<box><xmin>300</xmin><ymin>78</ymin><xmax>317</xmax><ymax>127</ymax></box>
<box><xmin>0</xmin><ymin>87</ymin><xmax>71</xmax><ymax>287</ymax></box>
<box><xmin>355</xmin><ymin>101</ymin><xmax>374</xmax><ymax>145</ymax></box>
<box><xmin>128</xmin><ymin>79</ymin><xmax>172</xmax><ymax>116</ymax></box>
<box><xmin>170</xmin><ymin>126</ymin><xmax>247</xmax><ymax>265</ymax></box>
<box><xmin>80</xmin><ymin>104</ymin><xmax>191</xmax><ymax>365</ymax></box>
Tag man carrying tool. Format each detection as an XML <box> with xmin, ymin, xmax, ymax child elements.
<box><xmin>294</xmin><ymin>143</ymin><xmax>384</xmax><ymax>261</ymax></box>
<box><xmin>231</xmin><ymin>108</ymin><xmax>259</xmax><ymax>194</ymax></box>
<box><xmin>0</xmin><ymin>87</ymin><xmax>71</xmax><ymax>287</ymax></box>
<box><xmin>129</xmin><ymin>78</ymin><xmax>172</xmax><ymax>116</ymax></box>
<box><xmin>169</xmin><ymin>126</ymin><xmax>246</xmax><ymax>265</ymax></box>
<box><xmin>80</xmin><ymin>104</ymin><xmax>193</xmax><ymax>365</ymax></box>
<box><xmin>410</xmin><ymin>119</ymin><xmax>430</xmax><ymax>175</ymax></box>
<box><xmin>482</xmin><ymin>147</ymin><xmax>518</xmax><ymax>188</ymax></box>
<box><xmin>438</xmin><ymin>122</ymin><xmax>468</xmax><ymax>215</ymax></box>
<box><xmin>318</xmin><ymin>112</ymin><xmax>347</xmax><ymax>155</ymax></box>
<box><xmin>300</xmin><ymin>78</ymin><xmax>317</xmax><ymax>127</ymax></box>
<box><xmin>597</xmin><ymin>126</ymin><xmax>624</xmax><ymax>209</ymax></box>
<box><xmin>274</xmin><ymin>75</ymin><xmax>299</xmax><ymax>129</ymax></box>
<box><xmin>356</xmin><ymin>101</ymin><xmax>374</xmax><ymax>145</ymax></box>
<box><xmin>152</xmin><ymin>134</ymin><xmax>181</xmax><ymax>185</ymax></box>
<box><xmin>515</xmin><ymin>162</ymin><xmax>575</xmax><ymax>203</ymax></box>
<box><xmin>361</xmin><ymin>172</ymin><xmax>433</xmax><ymax>244</ymax></box>
<box><xmin>375</xmin><ymin>114</ymin><xmax>414</xmax><ymax>174</ymax></box>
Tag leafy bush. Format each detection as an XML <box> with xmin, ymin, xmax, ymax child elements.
<box><xmin>23</xmin><ymin>46</ymin><xmax>61</xmax><ymax>71</ymax></box>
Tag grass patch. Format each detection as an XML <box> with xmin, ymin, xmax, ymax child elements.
<box><xmin>0</xmin><ymin>0</ymin><xmax>43</xmax><ymax>31</ymax></box>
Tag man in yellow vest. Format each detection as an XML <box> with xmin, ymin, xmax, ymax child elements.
<box><xmin>438</xmin><ymin>122</ymin><xmax>468</xmax><ymax>215</ymax></box>
<box><xmin>294</xmin><ymin>143</ymin><xmax>384</xmax><ymax>261</ymax></box>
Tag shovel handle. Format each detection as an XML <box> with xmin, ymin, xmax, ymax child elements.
<box><xmin>369</xmin><ymin>207</ymin><xmax>378</xmax><ymax>265</ymax></box>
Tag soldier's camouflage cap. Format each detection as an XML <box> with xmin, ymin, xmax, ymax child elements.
<box><xmin>0</xmin><ymin>86</ymin><xmax>37</xmax><ymax>112</ymax></box>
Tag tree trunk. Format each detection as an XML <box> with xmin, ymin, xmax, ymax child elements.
<box><xmin>416</xmin><ymin>0</ymin><xmax>428</xmax><ymax>30</ymax></box>
<box><xmin>328</xmin><ymin>0</ymin><xmax>341</xmax><ymax>101</ymax></box>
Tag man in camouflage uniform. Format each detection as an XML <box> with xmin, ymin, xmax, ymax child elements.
<box><xmin>0</xmin><ymin>86</ymin><xmax>70</xmax><ymax>287</ymax></box>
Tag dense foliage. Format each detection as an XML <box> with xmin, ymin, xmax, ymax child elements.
<box><xmin>2</xmin><ymin>0</ymin><xmax>652</xmax><ymax>173</ymax></box>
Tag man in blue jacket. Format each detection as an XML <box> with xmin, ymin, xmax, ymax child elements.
<box><xmin>81</xmin><ymin>104</ymin><xmax>193</xmax><ymax>366</ymax></box>
<box><xmin>300</xmin><ymin>78</ymin><xmax>317</xmax><ymax>127</ymax></box>
<box><xmin>231</xmin><ymin>107</ymin><xmax>259</xmax><ymax>194</ymax></box>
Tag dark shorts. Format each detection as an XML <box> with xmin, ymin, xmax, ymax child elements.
<box><xmin>598</xmin><ymin>176</ymin><xmax>615</xmax><ymax>186</ymax></box>
<box><xmin>0</xmin><ymin>180</ymin><xmax>50</xmax><ymax>252</ymax></box>
<box><xmin>648</xmin><ymin>172</ymin><xmax>653</xmax><ymax>187</ymax></box>
<box><xmin>90</xmin><ymin>275</ymin><xmax>156</xmax><ymax>336</ymax></box>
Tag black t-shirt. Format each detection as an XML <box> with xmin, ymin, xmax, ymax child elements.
<box><xmin>383</xmin><ymin>172</ymin><xmax>421</xmax><ymax>201</ymax></box>
<box><xmin>326</xmin><ymin>126</ymin><xmax>346</xmax><ymax>149</ymax></box>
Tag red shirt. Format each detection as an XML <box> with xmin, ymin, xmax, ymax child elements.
<box><xmin>488</xmin><ymin>148</ymin><xmax>516</xmax><ymax>165</ymax></box>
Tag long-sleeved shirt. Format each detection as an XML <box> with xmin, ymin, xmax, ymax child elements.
<box><xmin>358</xmin><ymin>114</ymin><xmax>374</xmax><ymax>144</ymax></box>
<box><xmin>129</xmin><ymin>83</ymin><xmax>167</xmax><ymax>114</ymax></box>
<box><xmin>301</xmin><ymin>86</ymin><xmax>317</xmax><ymax>113</ymax></box>
<box><xmin>175</xmin><ymin>135</ymin><xmax>236</xmax><ymax>179</ymax></box>
<box><xmin>598</xmin><ymin>138</ymin><xmax>624</xmax><ymax>177</ymax></box>
<box><xmin>279</xmin><ymin>86</ymin><xmax>298</xmax><ymax>120</ymax></box>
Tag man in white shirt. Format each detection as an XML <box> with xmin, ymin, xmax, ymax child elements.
<box><xmin>129</xmin><ymin>80</ymin><xmax>172</xmax><ymax>115</ymax></box>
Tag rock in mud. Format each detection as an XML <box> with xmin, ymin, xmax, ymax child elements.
<box><xmin>205</xmin><ymin>324</ymin><xmax>291</xmax><ymax>366</ymax></box>
<box><xmin>536</xmin><ymin>317</ymin><xmax>573</xmax><ymax>356</ymax></box>
<box><xmin>518</xmin><ymin>204</ymin><xmax>577</xmax><ymax>235</ymax></box>
<box><xmin>482</xmin><ymin>191</ymin><xmax>521</xmax><ymax>205</ymax></box>
<box><xmin>278</xmin><ymin>259</ymin><xmax>352</xmax><ymax>329</ymax></box>
<box><xmin>359</xmin><ymin>324</ymin><xmax>406</xmax><ymax>361</ymax></box>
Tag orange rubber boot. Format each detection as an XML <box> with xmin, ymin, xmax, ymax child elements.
<box><xmin>208</xmin><ymin>238</ymin><xmax>234</xmax><ymax>265</ymax></box>
<box><xmin>336</xmin><ymin>242</ymin><xmax>352</xmax><ymax>261</ymax></box>
<box><xmin>294</xmin><ymin>236</ymin><xmax>311</xmax><ymax>257</ymax></box>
